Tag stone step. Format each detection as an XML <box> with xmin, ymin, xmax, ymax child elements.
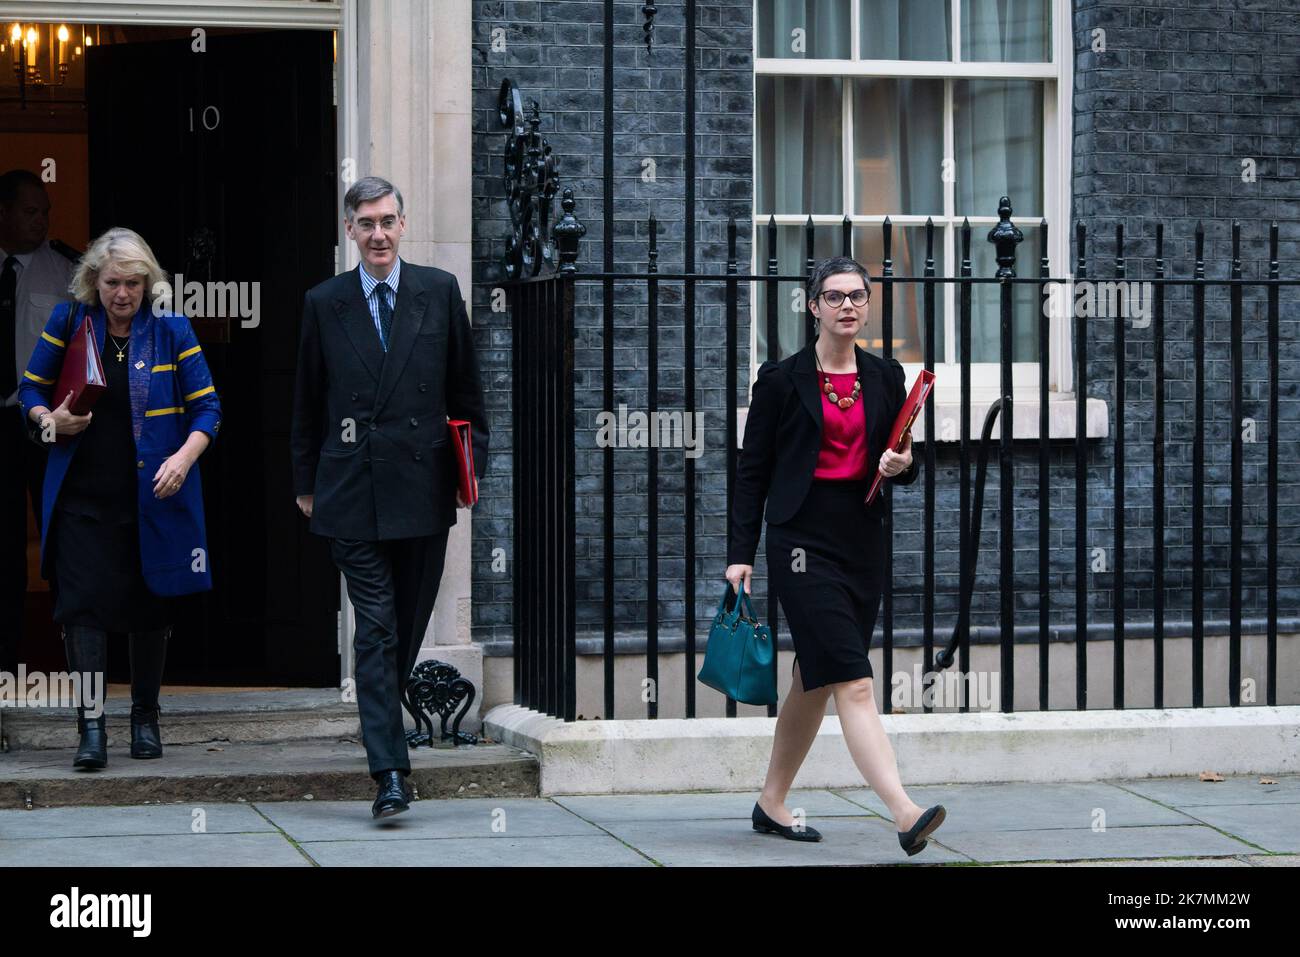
<box><xmin>1</xmin><ymin>688</ymin><xmax>439</xmax><ymax>751</ymax></box>
<box><xmin>0</xmin><ymin>739</ymin><xmax>539</xmax><ymax>810</ymax></box>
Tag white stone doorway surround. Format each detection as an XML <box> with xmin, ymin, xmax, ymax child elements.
<box><xmin>0</xmin><ymin>0</ymin><xmax>481</xmax><ymax>706</ymax></box>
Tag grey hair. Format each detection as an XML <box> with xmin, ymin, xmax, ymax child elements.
<box><xmin>808</xmin><ymin>256</ymin><xmax>872</xmax><ymax>305</ymax></box>
<box><xmin>343</xmin><ymin>176</ymin><xmax>404</xmax><ymax>222</ymax></box>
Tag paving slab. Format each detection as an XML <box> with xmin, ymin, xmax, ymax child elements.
<box><xmin>256</xmin><ymin>797</ymin><xmax>602</xmax><ymax>842</ymax></box>
<box><xmin>552</xmin><ymin>789</ymin><xmax>875</xmax><ymax>824</ymax></box>
<box><xmin>298</xmin><ymin>834</ymin><xmax>652</xmax><ymax>867</ymax></box>
<box><xmin>1170</xmin><ymin>804</ymin><xmax>1300</xmax><ymax>853</ymax></box>
<box><xmin>1010</xmin><ymin>857</ymin><xmax>1255</xmax><ymax>867</ymax></box>
<box><xmin>0</xmin><ymin>802</ymin><xmax>272</xmax><ymax>840</ymax></box>
<box><xmin>934</xmin><ymin>824</ymin><xmax>1256</xmax><ymax>863</ymax></box>
<box><xmin>1114</xmin><ymin>775</ymin><xmax>1300</xmax><ymax>808</ymax></box>
<box><xmin>834</xmin><ymin>781</ymin><xmax>1197</xmax><ymax>831</ymax></box>
<box><xmin>1242</xmin><ymin>854</ymin><xmax>1300</xmax><ymax>866</ymax></box>
<box><xmin>1</xmin><ymin>833</ymin><xmax>309</xmax><ymax>867</ymax></box>
<box><xmin>596</xmin><ymin>815</ymin><xmax>968</xmax><ymax>866</ymax></box>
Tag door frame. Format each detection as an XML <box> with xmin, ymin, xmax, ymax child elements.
<box><xmin>1</xmin><ymin>0</ymin><xmax>360</xmax><ymax>676</ymax></box>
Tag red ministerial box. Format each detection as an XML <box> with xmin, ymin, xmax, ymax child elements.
<box><xmin>448</xmin><ymin>418</ymin><xmax>477</xmax><ymax>506</ymax></box>
<box><xmin>865</xmin><ymin>368</ymin><xmax>935</xmax><ymax>506</ymax></box>
<box><xmin>52</xmin><ymin>305</ymin><xmax>107</xmax><ymax>444</ymax></box>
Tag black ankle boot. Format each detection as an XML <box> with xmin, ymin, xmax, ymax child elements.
<box><xmin>63</xmin><ymin>626</ymin><xmax>108</xmax><ymax>770</ymax></box>
<box><xmin>129</xmin><ymin>628</ymin><xmax>169</xmax><ymax>759</ymax></box>
<box><xmin>74</xmin><ymin>709</ymin><xmax>108</xmax><ymax>769</ymax></box>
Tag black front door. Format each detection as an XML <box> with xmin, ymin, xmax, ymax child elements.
<box><xmin>87</xmin><ymin>30</ymin><xmax>339</xmax><ymax>685</ymax></box>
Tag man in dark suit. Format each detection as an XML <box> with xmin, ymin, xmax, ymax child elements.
<box><xmin>291</xmin><ymin>176</ymin><xmax>488</xmax><ymax>819</ymax></box>
<box><xmin>1</xmin><ymin>170</ymin><xmax>78</xmax><ymax>679</ymax></box>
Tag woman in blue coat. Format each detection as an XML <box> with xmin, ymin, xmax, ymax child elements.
<box><xmin>18</xmin><ymin>227</ymin><xmax>221</xmax><ymax>770</ymax></box>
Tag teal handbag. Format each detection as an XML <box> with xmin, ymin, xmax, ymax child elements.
<box><xmin>698</xmin><ymin>581</ymin><xmax>777</xmax><ymax>706</ymax></box>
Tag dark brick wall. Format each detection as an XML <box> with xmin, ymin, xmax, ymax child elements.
<box><xmin>470</xmin><ymin>0</ymin><xmax>755</xmax><ymax>643</ymax></box>
<box><xmin>468</xmin><ymin>0</ymin><xmax>1300</xmax><ymax>654</ymax></box>
<box><xmin>1060</xmin><ymin>0</ymin><xmax>1300</xmax><ymax>632</ymax></box>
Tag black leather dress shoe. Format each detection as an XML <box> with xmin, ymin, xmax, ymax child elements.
<box><xmin>371</xmin><ymin>770</ymin><xmax>412</xmax><ymax>819</ymax></box>
<box><xmin>898</xmin><ymin>805</ymin><xmax>946</xmax><ymax>856</ymax></box>
<box><xmin>752</xmin><ymin>801</ymin><xmax>822</xmax><ymax>842</ymax></box>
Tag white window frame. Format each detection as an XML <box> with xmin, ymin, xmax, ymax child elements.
<box><xmin>751</xmin><ymin>0</ymin><xmax>1075</xmax><ymax>404</ymax></box>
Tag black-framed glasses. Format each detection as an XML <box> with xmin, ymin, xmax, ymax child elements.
<box><xmin>816</xmin><ymin>288</ymin><xmax>870</xmax><ymax>307</ymax></box>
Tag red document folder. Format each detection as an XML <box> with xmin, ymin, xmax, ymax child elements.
<box><xmin>53</xmin><ymin>304</ymin><xmax>107</xmax><ymax>418</ymax></box>
<box><xmin>865</xmin><ymin>368</ymin><xmax>935</xmax><ymax>506</ymax></box>
<box><xmin>448</xmin><ymin>419</ymin><xmax>478</xmax><ymax>506</ymax></box>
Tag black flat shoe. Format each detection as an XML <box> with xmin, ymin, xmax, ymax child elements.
<box><xmin>371</xmin><ymin>770</ymin><xmax>412</xmax><ymax>819</ymax></box>
<box><xmin>898</xmin><ymin>805</ymin><xmax>946</xmax><ymax>856</ymax></box>
<box><xmin>752</xmin><ymin>802</ymin><xmax>822</xmax><ymax>842</ymax></box>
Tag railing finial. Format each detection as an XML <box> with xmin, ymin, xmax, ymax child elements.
<box><xmin>554</xmin><ymin>188</ymin><xmax>585</xmax><ymax>274</ymax></box>
<box><xmin>987</xmin><ymin>195</ymin><xmax>1024</xmax><ymax>278</ymax></box>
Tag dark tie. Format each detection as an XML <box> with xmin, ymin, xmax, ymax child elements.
<box><xmin>375</xmin><ymin>281</ymin><xmax>394</xmax><ymax>351</ymax></box>
<box><xmin>0</xmin><ymin>255</ymin><xmax>17</xmax><ymax>397</ymax></box>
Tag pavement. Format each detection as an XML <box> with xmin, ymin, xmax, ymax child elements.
<box><xmin>2</xmin><ymin>773</ymin><xmax>1297</xmax><ymax>867</ymax></box>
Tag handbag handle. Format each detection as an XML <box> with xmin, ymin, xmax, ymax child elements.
<box><xmin>734</xmin><ymin>584</ymin><xmax>757</xmax><ymax>624</ymax></box>
<box><xmin>722</xmin><ymin>578</ymin><xmax>757</xmax><ymax>625</ymax></box>
<box><xmin>717</xmin><ymin>578</ymin><xmax>750</xmax><ymax>626</ymax></box>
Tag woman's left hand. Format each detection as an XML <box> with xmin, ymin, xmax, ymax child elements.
<box><xmin>878</xmin><ymin>430</ymin><xmax>913</xmax><ymax>478</ymax></box>
<box><xmin>153</xmin><ymin>451</ymin><xmax>194</xmax><ymax>499</ymax></box>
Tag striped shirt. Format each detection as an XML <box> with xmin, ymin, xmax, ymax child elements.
<box><xmin>358</xmin><ymin>258</ymin><xmax>400</xmax><ymax>348</ymax></box>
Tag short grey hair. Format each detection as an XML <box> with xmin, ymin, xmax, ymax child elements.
<box><xmin>344</xmin><ymin>176</ymin><xmax>404</xmax><ymax>222</ymax></box>
<box><xmin>808</xmin><ymin>256</ymin><xmax>872</xmax><ymax>304</ymax></box>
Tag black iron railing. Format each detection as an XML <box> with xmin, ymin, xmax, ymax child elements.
<box><xmin>497</xmin><ymin>195</ymin><xmax>1296</xmax><ymax>721</ymax></box>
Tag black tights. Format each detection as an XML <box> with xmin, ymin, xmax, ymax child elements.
<box><xmin>62</xmin><ymin>625</ymin><xmax>170</xmax><ymax>715</ymax></box>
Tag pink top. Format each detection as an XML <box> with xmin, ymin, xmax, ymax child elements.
<box><xmin>814</xmin><ymin>371</ymin><xmax>869</xmax><ymax>480</ymax></box>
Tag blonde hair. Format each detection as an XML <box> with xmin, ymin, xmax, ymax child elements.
<box><xmin>70</xmin><ymin>227</ymin><xmax>169</xmax><ymax>306</ymax></box>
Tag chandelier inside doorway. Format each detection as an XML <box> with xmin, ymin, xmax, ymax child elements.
<box><xmin>2</xmin><ymin>21</ymin><xmax>101</xmax><ymax>107</ymax></box>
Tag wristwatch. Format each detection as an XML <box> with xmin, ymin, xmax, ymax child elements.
<box><xmin>27</xmin><ymin>412</ymin><xmax>52</xmax><ymax>446</ymax></box>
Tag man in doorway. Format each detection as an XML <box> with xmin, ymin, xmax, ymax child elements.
<box><xmin>0</xmin><ymin>170</ymin><xmax>79</xmax><ymax>678</ymax></box>
<box><xmin>291</xmin><ymin>176</ymin><xmax>488</xmax><ymax>819</ymax></box>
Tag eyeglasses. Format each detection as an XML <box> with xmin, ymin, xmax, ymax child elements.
<box><xmin>353</xmin><ymin>216</ymin><xmax>399</xmax><ymax>234</ymax></box>
<box><xmin>816</xmin><ymin>289</ymin><xmax>870</xmax><ymax>307</ymax></box>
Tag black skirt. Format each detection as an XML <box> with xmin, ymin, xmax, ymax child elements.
<box><xmin>47</xmin><ymin>335</ymin><xmax>169</xmax><ymax>633</ymax></box>
<box><xmin>49</xmin><ymin>508</ymin><xmax>169</xmax><ymax>633</ymax></box>
<box><xmin>765</xmin><ymin>477</ymin><xmax>885</xmax><ymax>692</ymax></box>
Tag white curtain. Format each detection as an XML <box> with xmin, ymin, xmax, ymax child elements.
<box><xmin>756</xmin><ymin>76</ymin><xmax>843</xmax><ymax>216</ymax></box>
<box><xmin>860</xmin><ymin>0</ymin><xmax>951</xmax><ymax>59</ymax></box>
<box><xmin>757</xmin><ymin>0</ymin><xmax>850</xmax><ymax>58</ymax></box>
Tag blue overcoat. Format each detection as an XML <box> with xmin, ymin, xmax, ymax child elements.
<box><xmin>18</xmin><ymin>300</ymin><xmax>222</xmax><ymax>597</ymax></box>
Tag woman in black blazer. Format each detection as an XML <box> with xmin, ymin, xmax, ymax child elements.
<box><xmin>725</xmin><ymin>256</ymin><xmax>947</xmax><ymax>856</ymax></box>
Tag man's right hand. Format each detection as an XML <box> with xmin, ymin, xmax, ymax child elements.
<box><xmin>296</xmin><ymin>494</ymin><xmax>313</xmax><ymax>518</ymax></box>
<box><xmin>725</xmin><ymin>564</ymin><xmax>753</xmax><ymax>596</ymax></box>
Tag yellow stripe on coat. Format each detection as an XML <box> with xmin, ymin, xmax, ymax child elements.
<box><xmin>144</xmin><ymin>407</ymin><xmax>186</xmax><ymax>418</ymax></box>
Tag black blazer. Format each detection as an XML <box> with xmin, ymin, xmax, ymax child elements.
<box><xmin>726</xmin><ymin>341</ymin><xmax>919</xmax><ymax>567</ymax></box>
<box><xmin>290</xmin><ymin>260</ymin><xmax>489</xmax><ymax>541</ymax></box>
